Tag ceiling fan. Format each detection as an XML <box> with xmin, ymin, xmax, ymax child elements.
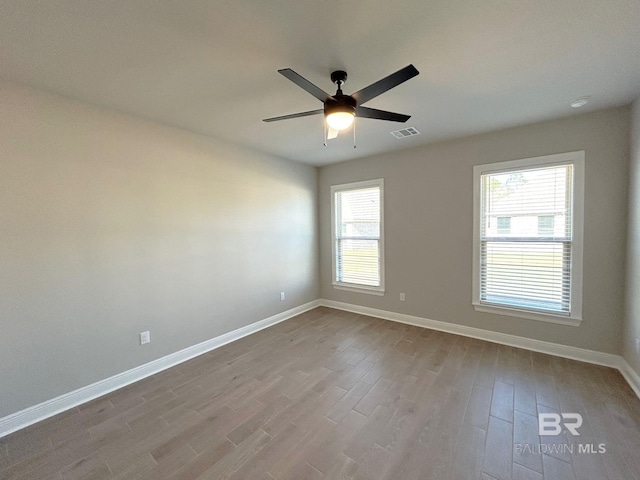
<box><xmin>263</xmin><ymin>65</ymin><xmax>419</xmax><ymax>140</ymax></box>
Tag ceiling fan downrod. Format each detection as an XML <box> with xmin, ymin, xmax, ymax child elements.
<box><xmin>330</xmin><ymin>70</ymin><xmax>348</xmax><ymax>94</ymax></box>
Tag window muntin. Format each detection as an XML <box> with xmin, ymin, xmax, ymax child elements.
<box><xmin>331</xmin><ymin>179</ymin><xmax>384</xmax><ymax>294</ymax></box>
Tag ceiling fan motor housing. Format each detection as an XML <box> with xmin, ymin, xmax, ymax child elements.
<box><xmin>324</xmin><ymin>95</ymin><xmax>356</xmax><ymax>116</ymax></box>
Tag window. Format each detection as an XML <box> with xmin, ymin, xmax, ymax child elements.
<box><xmin>331</xmin><ymin>179</ymin><xmax>384</xmax><ymax>295</ymax></box>
<box><xmin>538</xmin><ymin>215</ymin><xmax>554</xmax><ymax>236</ymax></box>
<box><xmin>497</xmin><ymin>216</ymin><xmax>511</xmax><ymax>235</ymax></box>
<box><xmin>472</xmin><ymin>151</ymin><xmax>584</xmax><ymax>325</ymax></box>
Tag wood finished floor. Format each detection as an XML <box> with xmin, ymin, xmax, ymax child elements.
<box><xmin>1</xmin><ymin>307</ymin><xmax>639</xmax><ymax>480</ymax></box>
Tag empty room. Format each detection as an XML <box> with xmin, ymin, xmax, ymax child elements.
<box><xmin>1</xmin><ymin>1</ymin><xmax>640</xmax><ymax>479</ymax></box>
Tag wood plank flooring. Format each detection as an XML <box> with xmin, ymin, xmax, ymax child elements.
<box><xmin>1</xmin><ymin>307</ymin><xmax>639</xmax><ymax>480</ymax></box>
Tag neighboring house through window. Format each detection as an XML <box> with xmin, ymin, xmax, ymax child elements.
<box><xmin>472</xmin><ymin>151</ymin><xmax>584</xmax><ymax>325</ymax></box>
<box><xmin>331</xmin><ymin>179</ymin><xmax>384</xmax><ymax>295</ymax></box>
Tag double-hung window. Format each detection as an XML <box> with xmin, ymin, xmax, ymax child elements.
<box><xmin>331</xmin><ymin>179</ymin><xmax>384</xmax><ymax>295</ymax></box>
<box><xmin>472</xmin><ymin>151</ymin><xmax>584</xmax><ymax>325</ymax></box>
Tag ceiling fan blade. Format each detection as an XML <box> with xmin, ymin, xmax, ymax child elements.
<box><xmin>355</xmin><ymin>106</ymin><xmax>410</xmax><ymax>122</ymax></box>
<box><xmin>278</xmin><ymin>68</ymin><xmax>332</xmax><ymax>103</ymax></box>
<box><xmin>327</xmin><ymin>127</ymin><xmax>339</xmax><ymax>139</ymax></box>
<box><xmin>263</xmin><ymin>109</ymin><xmax>324</xmax><ymax>122</ymax></box>
<box><xmin>351</xmin><ymin>64</ymin><xmax>419</xmax><ymax>105</ymax></box>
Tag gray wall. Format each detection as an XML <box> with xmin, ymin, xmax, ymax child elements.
<box><xmin>319</xmin><ymin>106</ymin><xmax>630</xmax><ymax>354</ymax></box>
<box><xmin>1</xmin><ymin>78</ymin><xmax>634</xmax><ymax>419</ymax></box>
<box><xmin>0</xmin><ymin>82</ymin><xmax>319</xmax><ymax>417</ymax></box>
<box><xmin>625</xmin><ymin>98</ymin><xmax>640</xmax><ymax>375</ymax></box>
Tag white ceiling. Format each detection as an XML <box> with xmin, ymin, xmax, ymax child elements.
<box><xmin>1</xmin><ymin>1</ymin><xmax>639</xmax><ymax>166</ymax></box>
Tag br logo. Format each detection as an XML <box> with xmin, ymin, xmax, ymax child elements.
<box><xmin>538</xmin><ymin>413</ymin><xmax>583</xmax><ymax>436</ymax></box>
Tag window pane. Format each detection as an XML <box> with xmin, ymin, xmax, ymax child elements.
<box><xmin>481</xmin><ymin>241</ymin><xmax>570</xmax><ymax>313</ymax></box>
<box><xmin>336</xmin><ymin>187</ymin><xmax>380</xmax><ymax>238</ymax></box>
<box><xmin>336</xmin><ymin>239</ymin><xmax>380</xmax><ymax>286</ymax></box>
<box><xmin>482</xmin><ymin>165</ymin><xmax>572</xmax><ymax>240</ymax></box>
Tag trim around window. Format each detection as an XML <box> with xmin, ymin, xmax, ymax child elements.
<box><xmin>332</xmin><ymin>284</ymin><xmax>386</xmax><ymax>296</ymax></box>
<box><xmin>472</xmin><ymin>151</ymin><xmax>584</xmax><ymax>326</ymax></box>
<box><xmin>331</xmin><ymin>179</ymin><xmax>385</xmax><ymax>295</ymax></box>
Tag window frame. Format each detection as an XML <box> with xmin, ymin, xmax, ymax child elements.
<box><xmin>331</xmin><ymin>179</ymin><xmax>385</xmax><ymax>296</ymax></box>
<box><xmin>472</xmin><ymin>151</ymin><xmax>584</xmax><ymax>326</ymax></box>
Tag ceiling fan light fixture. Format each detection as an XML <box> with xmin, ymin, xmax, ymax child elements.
<box><xmin>326</xmin><ymin>111</ymin><xmax>355</xmax><ymax>130</ymax></box>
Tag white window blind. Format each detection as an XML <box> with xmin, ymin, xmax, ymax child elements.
<box><xmin>479</xmin><ymin>164</ymin><xmax>574</xmax><ymax>315</ymax></box>
<box><xmin>332</xmin><ymin>180</ymin><xmax>384</xmax><ymax>292</ymax></box>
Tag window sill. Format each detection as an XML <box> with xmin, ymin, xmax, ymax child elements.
<box><xmin>333</xmin><ymin>283</ymin><xmax>385</xmax><ymax>296</ymax></box>
<box><xmin>472</xmin><ymin>303</ymin><xmax>582</xmax><ymax>327</ymax></box>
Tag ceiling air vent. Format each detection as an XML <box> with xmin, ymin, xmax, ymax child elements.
<box><xmin>390</xmin><ymin>127</ymin><xmax>420</xmax><ymax>139</ymax></box>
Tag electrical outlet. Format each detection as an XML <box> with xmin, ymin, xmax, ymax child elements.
<box><xmin>400</xmin><ymin>293</ymin><xmax>405</xmax><ymax>301</ymax></box>
<box><xmin>636</xmin><ymin>337</ymin><xmax>640</xmax><ymax>355</ymax></box>
<box><xmin>280</xmin><ymin>291</ymin><xmax>285</xmax><ymax>301</ymax></box>
<box><xmin>140</xmin><ymin>331</ymin><xmax>150</xmax><ymax>345</ymax></box>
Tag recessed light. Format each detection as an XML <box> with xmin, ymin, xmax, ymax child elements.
<box><xmin>570</xmin><ymin>96</ymin><xmax>590</xmax><ymax>108</ymax></box>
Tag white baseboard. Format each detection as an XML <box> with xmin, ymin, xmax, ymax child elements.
<box><xmin>618</xmin><ymin>359</ymin><xmax>640</xmax><ymax>399</ymax></box>
<box><xmin>0</xmin><ymin>300</ymin><xmax>320</xmax><ymax>438</ymax></box>
<box><xmin>3</xmin><ymin>298</ymin><xmax>637</xmax><ymax>438</ymax></box>
<box><xmin>320</xmin><ymin>299</ymin><xmax>640</xmax><ymax>399</ymax></box>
